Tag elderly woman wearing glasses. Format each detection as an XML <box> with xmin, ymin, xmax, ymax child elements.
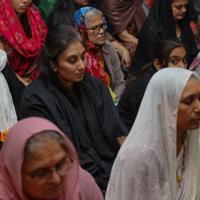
<box><xmin>73</xmin><ymin>7</ymin><xmax>126</xmax><ymax>102</ymax></box>
<box><xmin>0</xmin><ymin>117</ymin><xmax>104</xmax><ymax>200</ymax></box>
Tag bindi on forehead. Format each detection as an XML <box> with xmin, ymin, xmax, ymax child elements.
<box><xmin>51</xmin><ymin>158</ymin><xmax>54</xmax><ymax>163</ymax></box>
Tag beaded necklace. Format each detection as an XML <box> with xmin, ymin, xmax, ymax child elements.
<box><xmin>176</xmin><ymin>132</ymin><xmax>187</xmax><ymax>189</ymax></box>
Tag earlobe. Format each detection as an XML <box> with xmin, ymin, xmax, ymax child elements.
<box><xmin>154</xmin><ymin>58</ymin><xmax>162</xmax><ymax>71</ymax></box>
<box><xmin>50</xmin><ymin>60</ymin><xmax>58</xmax><ymax>72</ymax></box>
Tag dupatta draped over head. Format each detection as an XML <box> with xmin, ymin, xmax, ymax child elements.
<box><xmin>131</xmin><ymin>0</ymin><xmax>199</xmax><ymax>76</ymax></box>
<box><xmin>0</xmin><ymin>49</ymin><xmax>17</xmax><ymax>133</ymax></box>
<box><xmin>0</xmin><ymin>117</ymin><xmax>103</xmax><ymax>200</ymax></box>
<box><xmin>73</xmin><ymin>7</ymin><xmax>108</xmax><ymax>87</ymax></box>
<box><xmin>101</xmin><ymin>0</ymin><xmax>146</xmax><ymax>36</ymax></box>
<box><xmin>106</xmin><ymin>68</ymin><xmax>200</xmax><ymax>200</ymax></box>
<box><xmin>0</xmin><ymin>0</ymin><xmax>48</xmax><ymax>80</ymax></box>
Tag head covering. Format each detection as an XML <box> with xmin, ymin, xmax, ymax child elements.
<box><xmin>131</xmin><ymin>0</ymin><xmax>199</xmax><ymax>76</ymax></box>
<box><xmin>0</xmin><ymin>117</ymin><xmax>103</xmax><ymax>200</ymax></box>
<box><xmin>0</xmin><ymin>49</ymin><xmax>17</xmax><ymax>133</ymax></box>
<box><xmin>0</xmin><ymin>0</ymin><xmax>48</xmax><ymax>80</ymax></box>
<box><xmin>106</xmin><ymin>68</ymin><xmax>200</xmax><ymax>200</ymax></box>
<box><xmin>189</xmin><ymin>52</ymin><xmax>200</xmax><ymax>74</ymax></box>
<box><xmin>73</xmin><ymin>7</ymin><xmax>108</xmax><ymax>87</ymax></box>
<box><xmin>101</xmin><ymin>0</ymin><xmax>146</xmax><ymax>36</ymax></box>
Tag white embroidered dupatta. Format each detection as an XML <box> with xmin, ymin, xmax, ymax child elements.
<box><xmin>106</xmin><ymin>68</ymin><xmax>200</xmax><ymax>200</ymax></box>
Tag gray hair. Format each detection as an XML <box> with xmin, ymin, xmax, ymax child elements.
<box><xmin>85</xmin><ymin>9</ymin><xmax>103</xmax><ymax>27</ymax></box>
<box><xmin>24</xmin><ymin>131</ymin><xmax>68</xmax><ymax>162</ymax></box>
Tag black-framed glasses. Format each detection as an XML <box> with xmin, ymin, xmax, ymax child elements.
<box><xmin>86</xmin><ymin>23</ymin><xmax>107</xmax><ymax>34</ymax></box>
<box><xmin>22</xmin><ymin>156</ymin><xmax>73</xmax><ymax>183</ymax></box>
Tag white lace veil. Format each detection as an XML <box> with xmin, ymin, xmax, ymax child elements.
<box><xmin>0</xmin><ymin>49</ymin><xmax>17</xmax><ymax>132</ymax></box>
<box><xmin>106</xmin><ymin>68</ymin><xmax>200</xmax><ymax>200</ymax></box>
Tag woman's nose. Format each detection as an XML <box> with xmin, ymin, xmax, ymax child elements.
<box><xmin>49</xmin><ymin>171</ymin><xmax>61</xmax><ymax>184</ymax></box>
<box><xmin>78</xmin><ymin>59</ymin><xmax>86</xmax><ymax>70</ymax></box>
<box><xmin>99</xmin><ymin>27</ymin><xmax>104</xmax><ymax>34</ymax></box>
<box><xmin>179</xmin><ymin>61</ymin><xmax>187</xmax><ymax>69</ymax></box>
<box><xmin>181</xmin><ymin>6</ymin><xmax>187</xmax><ymax>13</ymax></box>
<box><xmin>194</xmin><ymin>101</ymin><xmax>200</xmax><ymax>113</ymax></box>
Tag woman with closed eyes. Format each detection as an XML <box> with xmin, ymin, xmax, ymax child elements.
<box><xmin>0</xmin><ymin>117</ymin><xmax>104</xmax><ymax>200</ymax></box>
<box><xmin>20</xmin><ymin>25</ymin><xmax>128</xmax><ymax>194</ymax></box>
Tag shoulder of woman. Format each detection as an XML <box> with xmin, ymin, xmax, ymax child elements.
<box><xmin>102</xmin><ymin>40</ymin><xmax>114</xmax><ymax>50</ymax></box>
<box><xmin>102</xmin><ymin>40</ymin><xmax>119</xmax><ymax>61</ymax></box>
<box><xmin>117</xmin><ymin>141</ymin><xmax>163</xmax><ymax>170</ymax></box>
<box><xmin>29</xmin><ymin>7</ymin><xmax>40</xmax><ymax>16</ymax></box>
<box><xmin>78</xmin><ymin>169</ymin><xmax>104</xmax><ymax>199</ymax></box>
<box><xmin>84</xmin><ymin>74</ymin><xmax>107</xmax><ymax>87</ymax></box>
<box><xmin>22</xmin><ymin>76</ymin><xmax>46</xmax><ymax>95</ymax></box>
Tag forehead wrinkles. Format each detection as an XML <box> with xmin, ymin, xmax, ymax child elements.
<box><xmin>87</xmin><ymin>14</ymin><xmax>103</xmax><ymax>27</ymax></box>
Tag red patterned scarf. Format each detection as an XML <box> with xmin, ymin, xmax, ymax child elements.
<box><xmin>0</xmin><ymin>0</ymin><xmax>48</xmax><ymax>80</ymax></box>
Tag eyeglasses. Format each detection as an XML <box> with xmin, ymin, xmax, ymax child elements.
<box><xmin>22</xmin><ymin>156</ymin><xmax>73</xmax><ymax>183</ymax></box>
<box><xmin>86</xmin><ymin>23</ymin><xmax>107</xmax><ymax>34</ymax></box>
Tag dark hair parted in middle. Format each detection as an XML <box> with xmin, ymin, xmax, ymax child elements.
<box><xmin>38</xmin><ymin>25</ymin><xmax>83</xmax><ymax>82</ymax></box>
<box><xmin>139</xmin><ymin>38</ymin><xmax>187</xmax><ymax>76</ymax></box>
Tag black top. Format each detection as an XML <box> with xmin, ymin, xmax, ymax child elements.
<box><xmin>88</xmin><ymin>0</ymin><xmax>104</xmax><ymax>10</ymax></box>
<box><xmin>131</xmin><ymin>0</ymin><xmax>199</xmax><ymax>76</ymax></box>
<box><xmin>46</xmin><ymin>1</ymin><xmax>79</xmax><ymax>30</ymax></box>
<box><xmin>2</xmin><ymin>63</ymin><xmax>25</xmax><ymax>120</ymax></box>
<box><xmin>117</xmin><ymin>72</ymin><xmax>153</xmax><ymax>132</ymax></box>
<box><xmin>20</xmin><ymin>73</ymin><xmax>128</xmax><ymax>191</ymax></box>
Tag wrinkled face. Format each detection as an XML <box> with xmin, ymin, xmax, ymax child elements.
<box><xmin>53</xmin><ymin>41</ymin><xmax>86</xmax><ymax>88</ymax></box>
<box><xmin>168</xmin><ymin>46</ymin><xmax>187</xmax><ymax>68</ymax></box>
<box><xmin>10</xmin><ymin>0</ymin><xmax>29</xmax><ymax>19</ymax></box>
<box><xmin>171</xmin><ymin>0</ymin><xmax>188</xmax><ymax>21</ymax></box>
<box><xmin>74</xmin><ymin>0</ymin><xmax>89</xmax><ymax>6</ymax></box>
<box><xmin>177</xmin><ymin>76</ymin><xmax>200</xmax><ymax>133</ymax></box>
<box><xmin>86</xmin><ymin>13</ymin><xmax>105</xmax><ymax>46</ymax></box>
<box><xmin>22</xmin><ymin>139</ymin><xmax>67</xmax><ymax>199</ymax></box>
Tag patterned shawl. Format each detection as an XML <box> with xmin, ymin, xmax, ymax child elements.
<box><xmin>0</xmin><ymin>0</ymin><xmax>48</xmax><ymax>80</ymax></box>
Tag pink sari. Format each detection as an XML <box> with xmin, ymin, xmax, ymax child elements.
<box><xmin>0</xmin><ymin>0</ymin><xmax>48</xmax><ymax>81</ymax></box>
<box><xmin>0</xmin><ymin>117</ymin><xmax>104</xmax><ymax>200</ymax></box>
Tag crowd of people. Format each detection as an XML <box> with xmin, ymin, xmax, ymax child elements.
<box><xmin>0</xmin><ymin>0</ymin><xmax>200</xmax><ymax>199</ymax></box>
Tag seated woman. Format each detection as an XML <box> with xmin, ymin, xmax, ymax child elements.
<box><xmin>0</xmin><ymin>117</ymin><xmax>104</xmax><ymax>200</ymax></box>
<box><xmin>73</xmin><ymin>7</ymin><xmax>126</xmax><ymax>102</ymax></box>
<box><xmin>47</xmin><ymin>1</ymin><xmax>131</xmax><ymax>70</ymax></box>
<box><xmin>20</xmin><ymin>25</ymin><xmax>128</xmax><ymax>193</ymax></box>
<box><xmin>131</xmin><ymin>0</ymin><xmax>199</xmax><ymax>76</ymax></box>
<box><xmin>0</xmin><ymin>49</ymin><xmax>25</xmax><ymax>150</ymax></box>
<box><xmin>0</xmin><ymin>0</ymin><xmax>48</xmax><ymax>83</ymax></box>
<box><xmin>118</xmin><ymin>39</ymin><xmax>187</xmax><ymax>132</ymax></box>
<box><xmin>101</xmin><ymin>0</ymin><xmax>146</xmax><ymax>59</ymax></box>
<box><xmin>106</xmin><ymin>67</ymin><xmax>200</xmax><ymax>199</ymax></box>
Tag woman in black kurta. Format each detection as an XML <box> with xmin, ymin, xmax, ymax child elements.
<box><xmin>20</xmin><ymin>25</ymin><xmax>128</xmax><ymax>193</ymax></box>
<box><xmin>131</xmin><ymin>0</ymin><xmax>199</xmax><ymax>76</ymax></box>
